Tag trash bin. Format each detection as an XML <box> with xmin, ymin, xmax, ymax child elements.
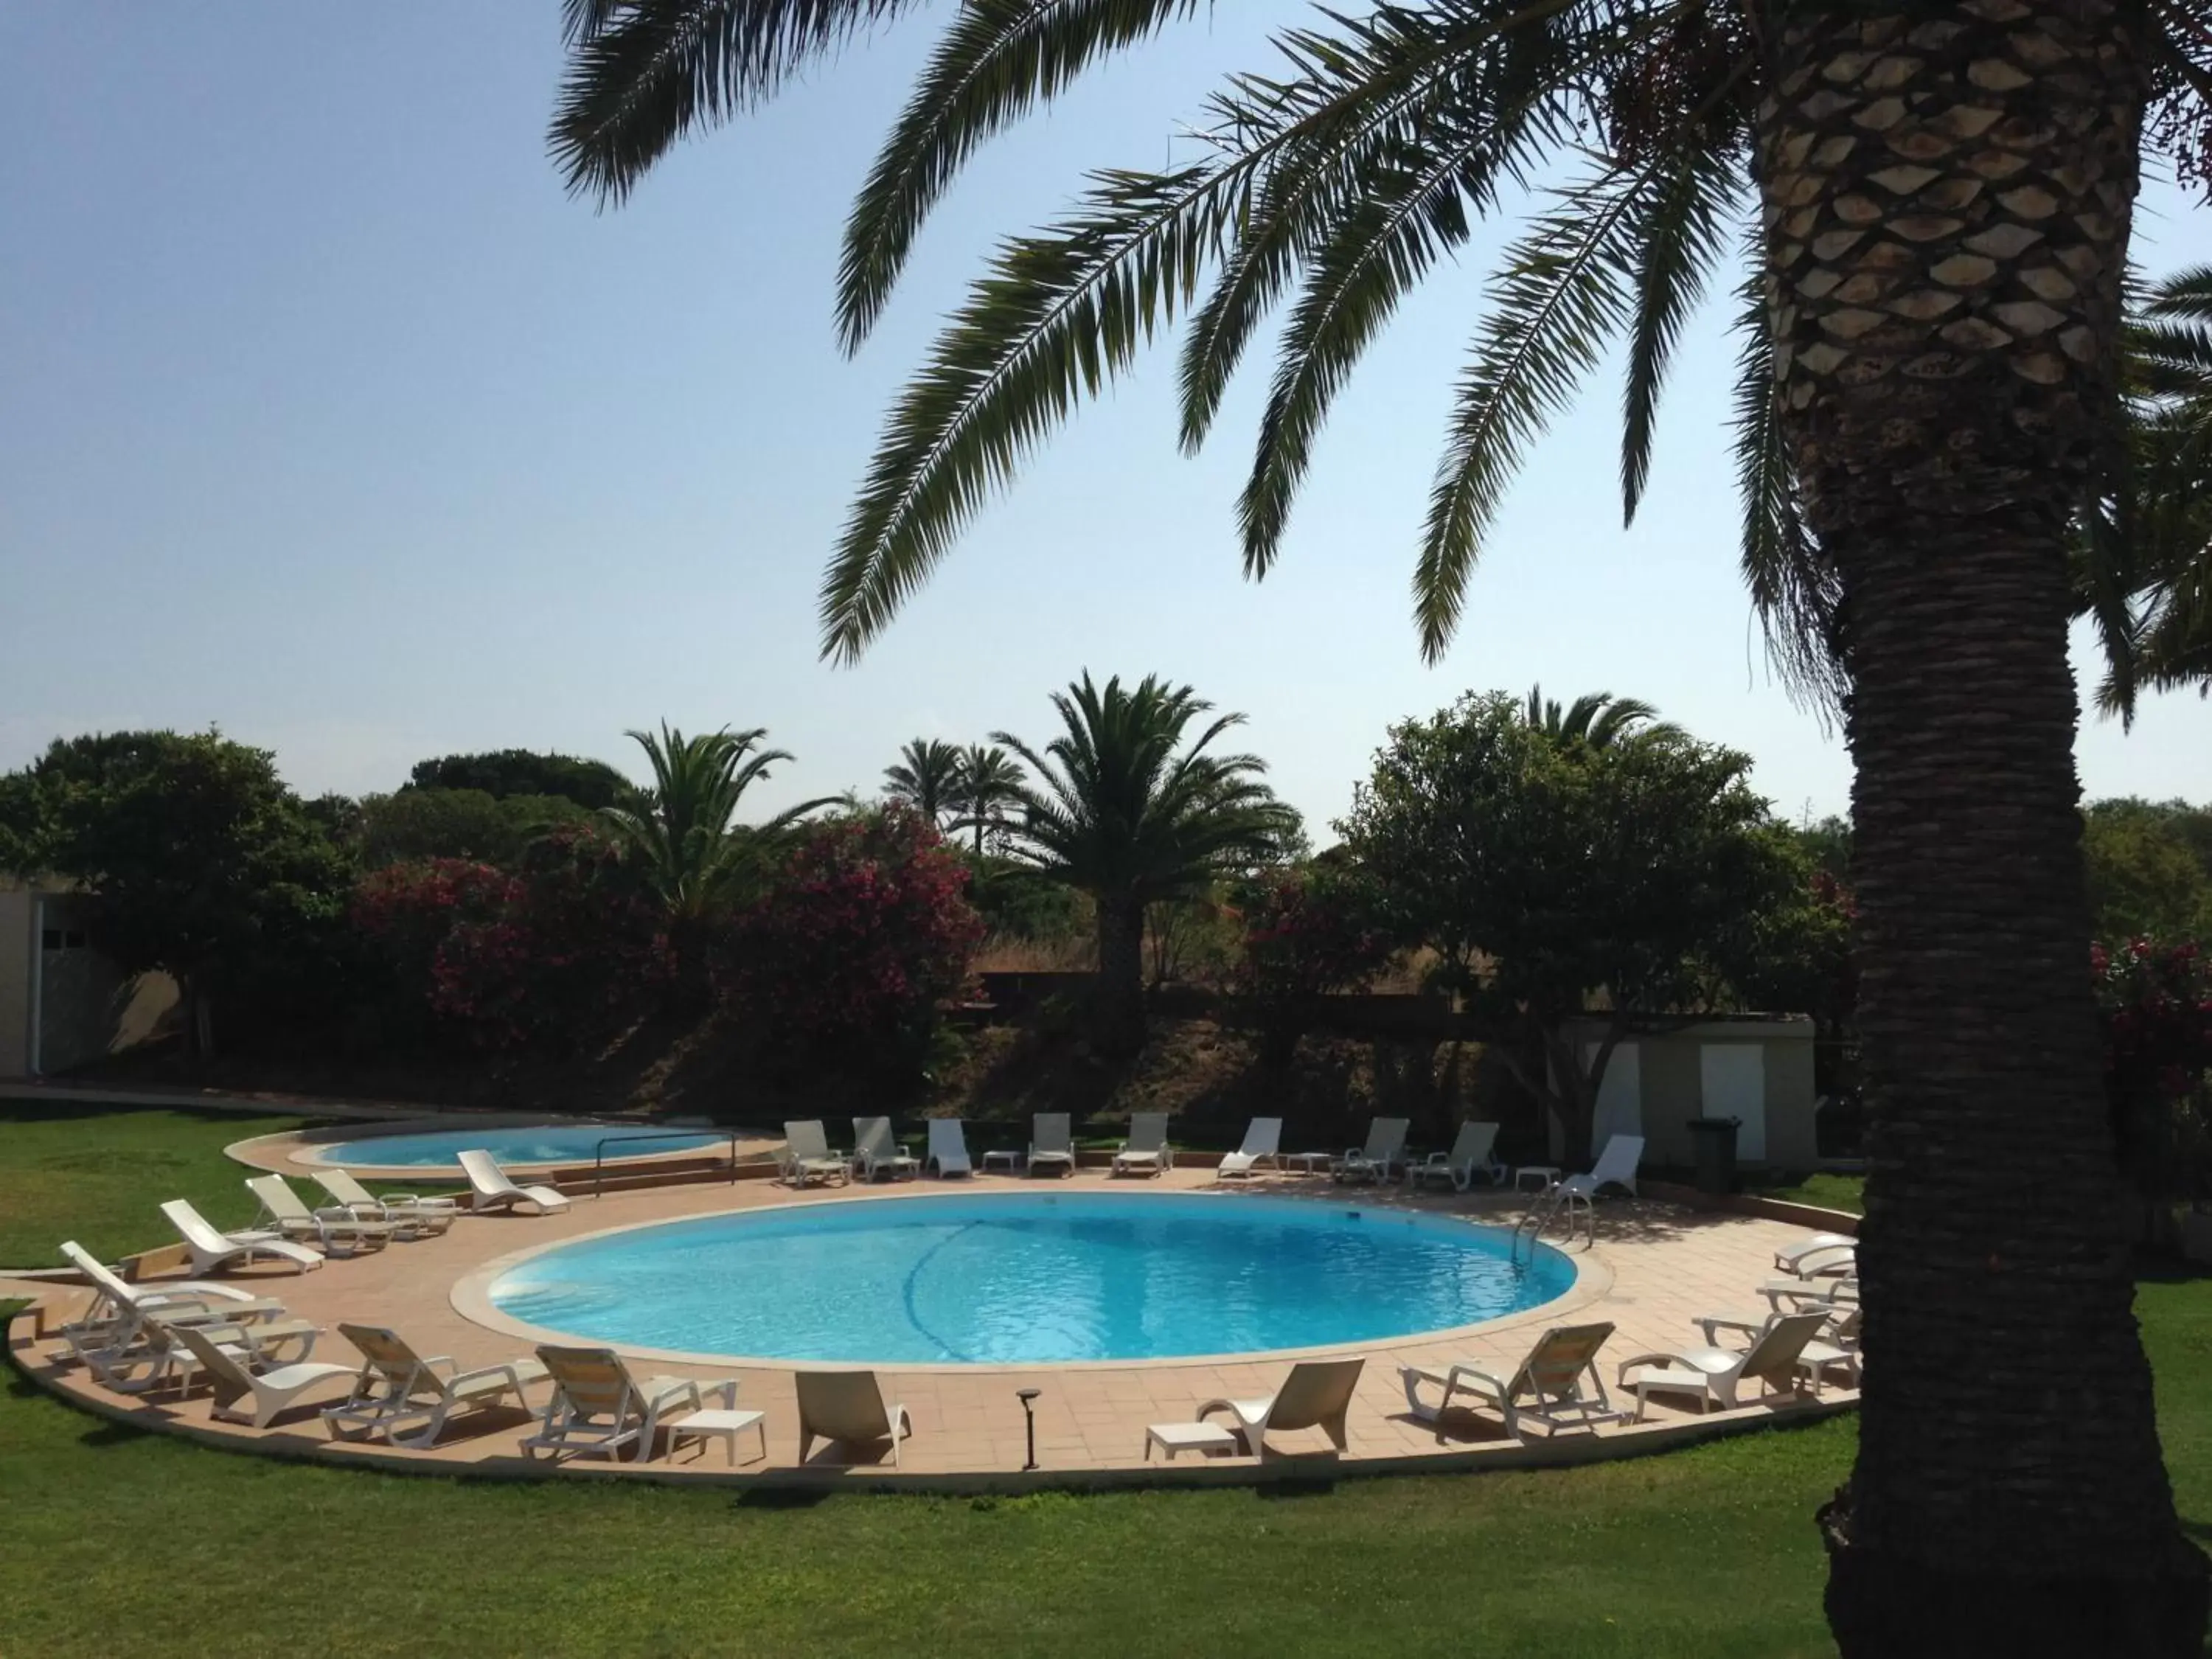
<box><xmin>1687</xmin><ymin>1116</ymin><xmax>1739</xmax><ymax>1196</ymax></box>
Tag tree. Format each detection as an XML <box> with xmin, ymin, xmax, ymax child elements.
<box><xmin>950</xmin><ymin>742</ymin><xmax>1025</xmax><ymax>855</ymax></box>
<box><xmin>406</xmin><ymin>748</ymin><xmax>636</xmax><ymax>810</ymax></box>
<box><xmin>0</xmin><ymin>731</ymin><xmax>351</xmax><ymax>1055</ymax></box>
<box><xmin>883</xmin><ymin>737</ymin><xmax>962</xmax><ymax>827</ymax></box>
<box><xmin>2083</xmin><ymin>797</ymin><xmax>2212</xmax><ymax>941</ymax></box>
<box><xmin>1521</xmin><ymin>685</ymin><xmax>1677</xmax><ymax>749</ymax></box>
<box><xmin>553</xmin><ymin>4</ymin><xmax>2212</xmax><ymax>1642</ymax></box>
<box><xmin>357</xmin><ymin>788</ymin><xmax>589</xmax><ymax>869</ymax></box>
<box><xmin>1343</xmin><ymin>692</ymin><xmax>1801</xmax><ymax>1162</ymax></box>
<box><xmin>993</xmin><ymin>674</ymin><xmax>1296</xmax><ymax>1052</ymax></box>
<box><xmin>597</xmin><ymin>723</ymin><xmax>835</xmax><ymax>990</ymax></box>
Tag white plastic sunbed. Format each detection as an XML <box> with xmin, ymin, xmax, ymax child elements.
<box><xmin>156</xmin><ymin>1319</ymin><xmax>357</xmax><ymax>1428</ymax></box>
<box><xmin>456</xmin><ymin>1150</ymin><xmax>571</xmax><ymax>1214</ymax></box>
<box><xmin>1214</xmin><ymin>1117</ymin><xmax>1282</xmax><ymax>1180</ymax></box>
<box><xmin>1696</xmin><ymin>1303</ymin><xmax>1861</xmax><ymax>1392</ymax></box>
<box><xmin>1111</xmin><ymin>1113</ymin><xmax>1173</xmax><ymax>1178</ymax></box>
<box><xmin>1560</xmin><ymin>1134</ymin><xmax>1645</xmax><ymax>1200</ymax></box>
<box><xmin>56</xmin><ymin>1240</ymin><xmax>310</xmax><ymax>1392</ymax></box>
<box><xmin>160</xmin><ymin>1199</ymin><xmax>324</xmax><ymax>1276</ymax></box>
<box><xmin>310</xmin><ymin>1168</ymin><xmax>457</xmax><ymax>1236</ymax></box>
<box><xmin>1399</xmin><ymin>1322</ymin><xmax>1621</xmax><ymax>1436</ymax></box>
<box><xmin>322</xmin><ymin>1323</ymin><xmax>549</xmax><ymax>1448</ymax></box>
<box><xmin>778</xmin><ymin>1121</ymin><xmax>850</xmax><ymax>1187</ymax></box>
<box><xmin>1332</xmin><ymin>1119</ymin><xmax>1408</xmax><ymax>1184</ymax></box>
<box><xmin>1028</xmin><ymin>1113</ymin><xmax>1077</xmax><ymax>1177</ymax></box>
<box><xmin>1412</xmin><ymin>1121</ymin><xmax>1503</xmax><ymax>1192</ymax></box>
<box><xmin>1615</xmin><ymin>1310</ymin><xmax>1832</xmax><ymax>1419</ymax></box>
<box><xmin>245</xmin><ymin>1175</ymin><xmax>394</xmax><ymax>1255</ymax></box>
<box><xmin>925</xmin><ymin>1119</ymin><xmax>973</xmax><ymax>1178</ymax></box>
<box><xmin>852</xmin><ymin>1117</ymin><xmax>919</xmax><ymax>1181</ymax></box>
<box><xmin>523</xmin><ymin>1345</ymin><xmax>751</xmax><ymax>1464</ymax></box>
<box><xmin>795</xmin><ymin>1370</ymin><xmax>914</xmax><ymax>1468</ymax></box>
<box><xmin>1192</xmin><ymin>1356</ymin><xmax>1366</xmax><ymax>1456</ymax></box>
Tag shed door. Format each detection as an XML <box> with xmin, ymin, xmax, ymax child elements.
<box><xmin>1700</xmin><ymin>1043</ymin><xmax>1767</xmax><ymax>1161</ymax></box>
<box><xmin>1588</xmin><ymin>1040</ymin><xmax>1642</xmax><ymax>1152</ymax></box>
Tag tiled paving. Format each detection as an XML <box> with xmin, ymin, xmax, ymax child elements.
<box><xmin>7</xmin><ymin>1166</ymin><xmax>1855</xmax><ymax>1487</ymax></box>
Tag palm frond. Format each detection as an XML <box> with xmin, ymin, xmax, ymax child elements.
<box><xmin>1415</xmin><ymin>162</ymin><xmax>1654</xmax><ymax>661</ymax></box>
<box><xmin>837</xmin><ymin>0</ymin><xmax>1202</xmax><ymax>352</ymax></box>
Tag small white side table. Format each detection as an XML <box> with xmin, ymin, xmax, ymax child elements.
<box><xmin>982</xmin><ymin>1149</ymin><xmax>1024</xmax><ymax>1175</ymax></box>
<box><xmin>1285</xmin><ymin>1151</ymin><xmax>1335</xmax><ymax>1176</ymax></box>
<box><xmin>1144</xmin><ymin>1421</ymin><xmax>1242</xmax><ymax>1461</ymax></box>
<box><xmin>1514</xmin><ymin>1166</ymin><xmax>1561</xmax><ymax>1193</ymax></box>
<box><xmin>672</xmin><ymin>1408</ymin><xmax>768</xmax><ymax>1466</ymax></box>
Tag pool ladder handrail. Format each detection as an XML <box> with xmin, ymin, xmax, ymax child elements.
<box><xmin>1512</xmin><ymin>1180</ymin><xmax>1593</xmax><ymax>1257</ymax></box>
<box><xmin>592</xmin><ymin>1130</ymin><xmax>743</xmax><ymax>1200</ymax></box>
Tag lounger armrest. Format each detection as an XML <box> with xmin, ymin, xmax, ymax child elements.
<box><xmin>1694</xmin><ymin>1316</ymin><xmax>1764</xmax><ymax>1346</ymax></box>
<box><xmin>423</xmin><ymin>1354</ymin><xmax>459</xmax><ymax>1374</ymax></box>
<box><xmin>647</xmin><ymin>1379</ymin><xmax>704</xmax><ymax>1413</ymax></box>
<box><xmin>1613</xmin><ymin>1353</ymin><xmax>1679</xmax><ymax>1384</ymax></box>
<box><xmin>1444</xmin><ymin>1364</ymin><xmax>1509</xmax><ymax>1400</ymax></box>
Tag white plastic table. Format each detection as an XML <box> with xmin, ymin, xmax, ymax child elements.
<box><xmin>1144</xmin><ymin>1421</ymin><xmax>1242</xmax><ymax>1461</ymax></box>
<box><xmin>672</xmin><ymin>1408</ymin><xmax>768</xmax><ymax>1466</ymax></box>
<box><xmin>1285</xmin><ymin>1152</ymin><xmax>1335</xmax><ymax>1176</ymax></box>
<box><xmin>982</xmin><ymin>1149</ymin><xmax>1024</xmax><ymax>1175</ymax></box>
<box><xmin>1514</xmin><ymin>1165</ymin><xmax>1561</xmax><ymax>1193</ymax></box>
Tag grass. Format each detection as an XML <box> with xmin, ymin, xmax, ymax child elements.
<box><xmin>2</xmin><ymin>1109</ymin><xmax>2203</xmax><ymax>1656</ymax></box>
<box><xmin>0</xmin><ymin>1102</ymin><xmax>456</xmax><ymax>1267</ymax></box>
<box><xmin>1744</xmin><ymin>1172</ymin><xmax>1866</xmax><ymax>1216</ymax></box>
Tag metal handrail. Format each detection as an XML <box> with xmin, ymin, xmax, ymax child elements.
<box><xmin>592</xmin><ymin>1130</ymin><xmax>742</xmax><ymax>1200</ymax></box>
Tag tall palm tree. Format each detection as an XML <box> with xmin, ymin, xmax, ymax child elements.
<box><xmin>599</xmin><ymin>723</ymin><xmax>834</xmax><ymax>980</ymax></box>
<box><xmin>1521</xmin><ymin>685</ymin><xmax>1677</xmax><ymax>749</ymax></box>
<box><xmin>552</xmin><ymin>4</ymin><xmax>2212</xmax><ymax>1645</ymax></box>
<box><xmin>883</xmin><ymin>737</ymin><xmax>962</xmax><ymax>829</ymax></box>
<box><xmin>950</xmin><ymin>742</ymin><xmax>1026</xmax><ymax>855</ymax></box>
<box><xmin>992</xmin><ymin>673</ymin><xmax>1295</xmax><ymax>1052</ymax></box>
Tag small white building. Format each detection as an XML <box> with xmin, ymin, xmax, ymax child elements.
<box><xmin>0</xmin><ymin>879</ymin><xmax>133</xmax><ymax>1078</ymax></box>
<box><xmin>1551</xmin><ymin>1015</ymin><xmax>1820</xmax><ymax>1169</ymax></box>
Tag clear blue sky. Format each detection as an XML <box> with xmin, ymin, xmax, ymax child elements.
<box><xmin>4</xmin><ymin>4</ymin><xmax>2209</xmax><ymax>838</ymax></box>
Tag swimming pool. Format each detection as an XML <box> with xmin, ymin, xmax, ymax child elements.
<box><xmin>313</xmin><ymin>1124</ymin><xmax>726</xmax><ymax>1170</ymax></box>
<box><xmin>484</xmin><ymin>1192</ymin><xmax>1575</xmax><ymax>1364</ymax></box>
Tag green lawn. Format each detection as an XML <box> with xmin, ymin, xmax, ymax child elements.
<box><xmin>1745</xmin><ymin>1172</ymin><xmax>1866</xmax><ymax>1216</ymax></box>
<box><xmin>0</xmin><ymin>1102</ymin><xmax>457</xmax><ymax>1267</ymax></box>
<box><xmin>1</xmin><ymin>1111</ymin><xmax>2204</xmax><ymax>1655</ymax></box>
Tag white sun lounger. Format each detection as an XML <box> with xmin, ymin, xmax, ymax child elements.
<box><xmin>56</xmin><ymin>1241</ymin><xmax>311</xmax><ymax>1392</ymax></box>
<box><xmin>1187</xmin><ymin>1356</ymin><xmax>1366</xmax><ymax>1456</ymax></box>
<box><xmin>245</xmin><ymin>1175</ymin><xmax>394</xmax><ymax>1255</ymax></box>
<box><xmin>925</xmin><ymin>1119</ymin><xmax>973</xmax><ymax>1178</ymax></box>
<box><xmin>58</xmin><ymin>1240</ymin><xmax>289</xmax><ymax>1342</ymax></box>
<box><xmin>1028</xmin><ymin>1113</ymin><xmax>1078</xmax><ymax>1177</ymax></box>
<box><xmin>1615</xmin><ymin>1310</ymin><xmax>1832</xmax><ymax>1419</ymax></box>
<box><xmin>1333</xmin><ymin>1119</ymin><xmax>1408</xmax><ymax>1184</ymax></box>
<box><xmin>1412</xmin><ymin>1121</ymin><xmax>1503</xmax><ymax>1192</ymax></box>
<box><xmin>779</xmin><ymin>1121</ymin><xmax>850</xmax><ymax>1187</ymax></box>
<box><xmin>310</xmin><ymin>1168</ymin><xmax>457</xmax><ymax>1236</ymax></box>
<box><xmin>457</xmin><ymin>1150</ymin><xmax>571</xmax><ymax>1214</ymax></box>
<box><xmin>1560</xmin><ymin>1134</ymin><xmax>1645</xmax><ymax>1200</ymax></box>
<box><xmin>160</xmin><ymin>1199</ymin><xmax>324</xmax><ymax>1276</ymax></box>
<box><xmin>1399</xmin><ymin>1322</ymin><xmax>1621</xmax><ymax>1435</ymax></box>
<box><xmin>1775</xmin><ymin>1233</ymin><xmax>1857</xmax><ymax>1274</ymax></box>
<box><xmin>796</xmin><ymin>1370</ymin><xmax>914</xmax><ymax>1468</ymax></box>
<box><xmin>1111</xmin><ymin>1113</ymin><xmax>1172</xmax><ymax>1178</ymax></box>
<box><xmin>322</xmin><ymin>1324</ymin><xmax>549</xmax><ymax>1448</ymax></box>
<box><xmin>524</xmin><ymin>1346</ymin><xmax>749</xmax><ymax>1464</ymax></box>
<box><xmin>852</xmin><ymin>1118</ymin><xmax>919</xmax><ymax>1181</ymax></box>
<box><xmin>156</xmin><ymin>1319</ymin><xmax>357</xmax><ymax>1428</ymax></box>
<box><xmin>1215</xmin><ymin>1118</ymin><xmax>1282</xmax><ymax>1180</ymax></box>
<box><xmin>1696</xmin><ymin>1303</ymin><xmax>1862</xmax><ymax>1392</ymax></box>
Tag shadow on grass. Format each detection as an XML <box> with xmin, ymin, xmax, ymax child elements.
<box><xmin>732</xmin><ymin>1486</ymin><xmax>834</xmax><ymax>1511</ymax></box>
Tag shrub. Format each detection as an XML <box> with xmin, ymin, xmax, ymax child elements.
<box><xmin>724</xmin><ymin>807</ymin><xmax>984</xmax><ymax>1079</ymax></box>
<box><xmin>2094</xmin><ymin>938</ymin><xmax>2212</xmax><ymax>1220</ymax></box>
<box><xmin>1236</xmin><ymin>862</ymin><xmax>1394</xmax><ymax>1004</ymax></box>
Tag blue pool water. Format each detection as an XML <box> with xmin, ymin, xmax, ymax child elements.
<box><xmin>318</xmin><ymin>1125</ymin><xmax>724</xmax><ymax>1169</ymax></box>
<box><xmin>488</xmin><ymin>1192</ymin><xmax>1574</xmax><ymax>1363</ymax></box>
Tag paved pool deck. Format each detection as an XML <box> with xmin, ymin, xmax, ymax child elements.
<box><xmin>8</xmin><ymin>1165</ymin><xmax>1854</xmax><ymax>1489</ymax></box>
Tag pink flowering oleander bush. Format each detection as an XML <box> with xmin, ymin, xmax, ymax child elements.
<box><xmin>722</xmin><ymin>807</ymin><xmax>984</xmax><ymax>1077</ymax></box>
<box><xmin>1235</xmin><ymin>863</ymin><xmax>1394</xmax><ymax>1004</ymax></box>
<box><xmin>351</xmin><ymin>826</ymin><xmax>673</xmax><ymax>1053</ymax></box>
<box><xmin>2093</xmin><ymin>937</ymin><xmax>2212</xmax><ymax>1208</ymax></box>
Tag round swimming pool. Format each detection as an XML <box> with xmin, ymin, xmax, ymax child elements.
<box><xmin>313</xmin><ymin>1124</ymin><xmax>726</xmax><ymax>1170</ymax></box>
<box><xmin>483</xmin><ymin>1192</ymin><xmax>1575</xmax><ymax>1364</ymax></box>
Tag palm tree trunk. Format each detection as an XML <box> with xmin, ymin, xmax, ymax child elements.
<box><xmin>1094</xmin><ymin>895</ymin><xmax>1147</xmax><ymax>1056</ymax></box>
<box><xmin>1759</xmin><ymin>7</ymin><xmax>2206</xmax><ymax>1652</ymax></box>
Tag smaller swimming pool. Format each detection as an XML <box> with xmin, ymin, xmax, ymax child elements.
<box><xmin>312</xmin><ymin>1124</ymin><xmax>726</xmax><ymax>1170</ymax></box>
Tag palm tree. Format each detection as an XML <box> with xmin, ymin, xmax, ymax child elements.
<box><xmin>1521</xmin><ymin>686</ymin><xmax>1677</xmax><ymax>750</ymax></box>
<box><xmin>950</xmin><ymin>742</ymin><xmax>1026</xmax><ymax>856</ymax></box>
<box><xmin>883</xmin><ymin>737</ymin><xmax>962</xmax><ymax>829</ymax></box>
<box><xmin>552</xmin><ymin>4</ymin><xmax>2212</xmax><ymax>1644</ymax></box>
<box><xmin>2083</xmin><ymin>266</ymin><xmax>2212</xmax><ymax>719</ymax></box>
<box><xmin>992</xmin><ymin>674</ymin><xmax>1295</xmax><ymax>1053</ymax></box>
<box><xmin>599</xmin><ymin>723</ymin><xmax>834</xmax><ymax>983</ymax></box>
